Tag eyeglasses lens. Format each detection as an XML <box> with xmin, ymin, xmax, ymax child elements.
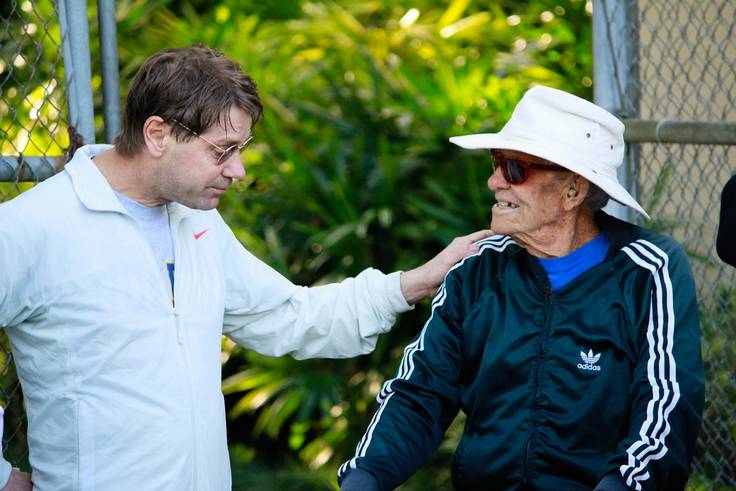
<box><xmin>217</xmin><ymin>146</ymin><xmax>238</xmax><ymax>165</ymax></box>
<box><xmin>217</xmin><ymin>137</ymin><xmax>253</xmax><ymax>165</ymax></box>
<box><xmin>492</xmin><ymin>153</ymin><xmax>528</xmax><ymax>184</ymax></box>
<box><xmin>504</xmin><ymin>160</ymin><xmax>527</xmax><ymax>184</ymax></box>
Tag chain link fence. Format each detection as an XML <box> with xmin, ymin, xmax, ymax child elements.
<box><xmin>1</xmin><ymin>0</ymin><xmax>68</xmax><ymax>190</ymax></box>
<box><xmin>597</xmin><ymin>0</ymin><xmax>736</xmax><ymax>488</ymax></box>
<box><xmin>1</xmin><ymin>0</ymin><xmax>735</xmax><ymax>488</ymax></box>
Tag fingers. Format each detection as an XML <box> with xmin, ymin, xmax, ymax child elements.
<box><xmin>2</xmin><ymin>468</ymin><xmax>32</xmax><ymax>491</ymax></box>
<box><xmin>463</xmin><ymin>229</ymin><xmax>495</xmax><ymax>243</ymax></box>
<box><xmin>446</xmin><ymin>230</ymin><xmax>494</xmax><ymax>250</ymax></box>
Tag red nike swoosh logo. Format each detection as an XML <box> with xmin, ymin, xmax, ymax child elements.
<box><xmin>193</xmin><ymin>229</ymin><xmax>209</xmax><ymax>240</ymax></box>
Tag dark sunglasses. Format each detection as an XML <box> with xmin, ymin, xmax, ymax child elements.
<box><xmin>490</xmin><ymin>150</ymin><xmax>568</xmax><ymax>185</ymax></box>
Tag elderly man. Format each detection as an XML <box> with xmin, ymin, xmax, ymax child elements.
<box><xmin>338</xmin><ymin>86</ymin><xmax>704</xmax><ymax>491</ymax></box>
<box><xmin>0</xmin><ymin>46</ymin><xmax>490</xmax><ymax>491</ymax></box>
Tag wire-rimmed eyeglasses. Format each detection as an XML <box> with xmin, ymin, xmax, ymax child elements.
<box><xmin>170</xmin><ymin>118</ymin><xmax>253</xmax><ymax>166</ymax></box>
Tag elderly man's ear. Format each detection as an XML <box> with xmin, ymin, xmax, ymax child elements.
<box><xmin>563</xmin><ymin>177</ymin><xmax>589</xmax><ymax>210</ymax></box>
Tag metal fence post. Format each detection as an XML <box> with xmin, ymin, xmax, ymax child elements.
<box><xmin>58</xmin><ymin>0</ymin><xmax>95</xmax><ymax>144</ymax></box>
<box><xmin>593</xmin><ymin>0</ymin><xmax>638</xmax><ymax>223</ymax></box>
<box><xmin>98</xmin><ymin>0</ymin><xmax>120</xmax><ymax>143</ymax></box>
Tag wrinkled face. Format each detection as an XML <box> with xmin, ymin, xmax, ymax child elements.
<box><xmin>487</xmin><ymin>149</ymin><xmax>573</xmax><ymax>243</ymax></box>
<box><xmin>159</xmin><ymin>106</ymin><xmax>252</xmax><ymax>210</ymax></box>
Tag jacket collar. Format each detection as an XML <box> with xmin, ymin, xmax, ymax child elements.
<box><xmin>593</xmin><ymin>211</ymin><xmax>641</xmax><ymax>257</ymax></box>
<box><xmin>64</xmin><ymin>144</ymin><xmax>197</xmax><ymax>219</ymax></box>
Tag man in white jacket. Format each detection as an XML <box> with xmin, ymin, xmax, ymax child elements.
<box><xmin>0</xmin><ymin>45</ymin><xmax>489</xmax><ymax>490</ymax></box>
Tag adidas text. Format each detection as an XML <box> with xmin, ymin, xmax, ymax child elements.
<box><xmin>578</xmin><ymin>349</ymin><xmax>602</xmax><ymax>371</ymax></box>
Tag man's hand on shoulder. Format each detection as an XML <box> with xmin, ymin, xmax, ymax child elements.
<box><xmin>1</xmin><ymin>469</ymin><xmax>31</xmax><ymax>491</ymax></box>
<box><xmin>400</xmin><ymin>229</ymin><xmax>494</xmax><ymax>304</ymax></box>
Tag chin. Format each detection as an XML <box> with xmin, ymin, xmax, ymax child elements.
<box><xmin>490</xmin><ymin>216</ymin><xmax>520</xmax><ymax>237</ymax></box>
<box><xmin>490</xmin><ymin>220</ymin><xmax>507</xmax><ymax>236</ymax></box>
<box><xmin>199</xmin><ymin>199</ymin><xmax>220</xmax><ymax>210</ymax></box>
<box><xmin>182</xmin><ymin>197</ymin><xmax>220</xmax><ymax>210</ymax></box>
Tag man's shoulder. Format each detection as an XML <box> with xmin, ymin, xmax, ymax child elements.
<box><xmin>622</xmin><ymin>227</ymin><xmax>686</xmax><ymax>261</ymax></box>
<box><xmin>446</xmin><ymin>234</ymin><xmax>518</xmax><ymax>281</ymax></box>
<box><xmin>0</xmin><ymin>172</ymin><xmax>77</xmax><ymax>258</ymax></box>
<box><xmin>613</xmin><ymin>227</ymin><xmax>692</xmax><ymax>282</ymax></box>
<box><xmin>597</xmin><ymin>212</ymin><xmax>685</xmax><ymax>264</ymax></box>
<box><xmin>0</xmin><ymin>171</ymin><xmax>74</xmax><ymax>222</ymax></box>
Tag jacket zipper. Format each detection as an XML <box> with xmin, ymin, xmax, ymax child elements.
<box><xmin>521</xmin><ymin>285</ymin><xmax>554</xmax><ymax>487</ymax></box>
<box><xmin>124</xmin><ymin>208</ymin><xmax>198</xmax><ymax>486</ymax></box>
<box><xmin>169</xmin><ymin>210</ymin><xmax>199</xmax><ymax>487</ymax></box>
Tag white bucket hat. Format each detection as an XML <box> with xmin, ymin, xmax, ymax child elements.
<box><xmin>449</xmin><ymin>85</ymin><xmax>649</xmax><ymax>219</ymax></box>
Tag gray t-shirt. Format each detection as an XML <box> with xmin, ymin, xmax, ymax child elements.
<box><xmin>115</xmin><ymin>191</ymin><xmax>175</xmax><ymax>301</ymax></box>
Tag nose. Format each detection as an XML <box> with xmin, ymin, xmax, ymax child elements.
<box><xmin>487</xmin><ymin>165</ymin><xmax>508</xmax><ymax>192</ymax></box>
<box><xmin>222</xmin><ymin>155</ymin><xmax>246</xmax><ymax>182</ymax></box>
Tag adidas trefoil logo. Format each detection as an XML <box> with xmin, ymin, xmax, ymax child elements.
<box><xmin>577</xmin><ymin>349</ymin><xmax>601</xmax><ymax>371</ymax></box>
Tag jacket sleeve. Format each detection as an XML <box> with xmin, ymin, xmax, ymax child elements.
<box><xmin>602</xmin><ymin>238</ymin><xmax>705</xmax><ymax>490</ymax></box>
<box><xmin>337</xmin><ymin>267</ymin><xmax>465</xmax><ymax>490</ymax></box>
<box><xmin>220</xmin><ymin>221</ymin><xmax>412</xmax><ymax>360</ymax></box>
<box><xmin>716</xmin><ymin>175</ymin><xmax>736</xmax><ymax>267</ymax></box>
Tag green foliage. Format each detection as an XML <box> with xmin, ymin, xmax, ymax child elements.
<box><xmin>0</xmin><ymin>1</ymin><xmax>69</xmax><ymax>157</ymax></box>
<box><xmin>230</xmin><ymin>457</ymin><xmax>338</xmax><ymax>490</ymax></box>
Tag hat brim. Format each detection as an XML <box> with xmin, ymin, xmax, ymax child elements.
<box><xmin>450</xmin><ymin>133</ymin><xmax>650</xmax><ymax>220</ymax></box>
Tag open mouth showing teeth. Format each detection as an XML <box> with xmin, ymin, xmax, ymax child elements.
<box><xmin>496</xmin><ymin>201</ymin><xmax>519</xmax><ymax>209</ymax></box>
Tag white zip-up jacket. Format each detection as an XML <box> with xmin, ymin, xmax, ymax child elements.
<box><xmin>0</xmin><ymin>145</ymin><xmax>412</xmax><ymax>490</ymax></box>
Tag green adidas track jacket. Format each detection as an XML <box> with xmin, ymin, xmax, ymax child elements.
<box><xmin>339</xmin><ymin>212</ymin><xmax>704</xmax><ymax>490</ymax></box>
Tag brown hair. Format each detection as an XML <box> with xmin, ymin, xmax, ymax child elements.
<box><xmin>115</xmin><ymin>45</ymin><xmax>263</xmax><ymax>157</ymax></box>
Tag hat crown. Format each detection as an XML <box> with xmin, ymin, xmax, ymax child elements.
<box><xmin>501</xmin><ymin>86</ymin><xmax>624</xmax><ymax>179</ymax></box>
